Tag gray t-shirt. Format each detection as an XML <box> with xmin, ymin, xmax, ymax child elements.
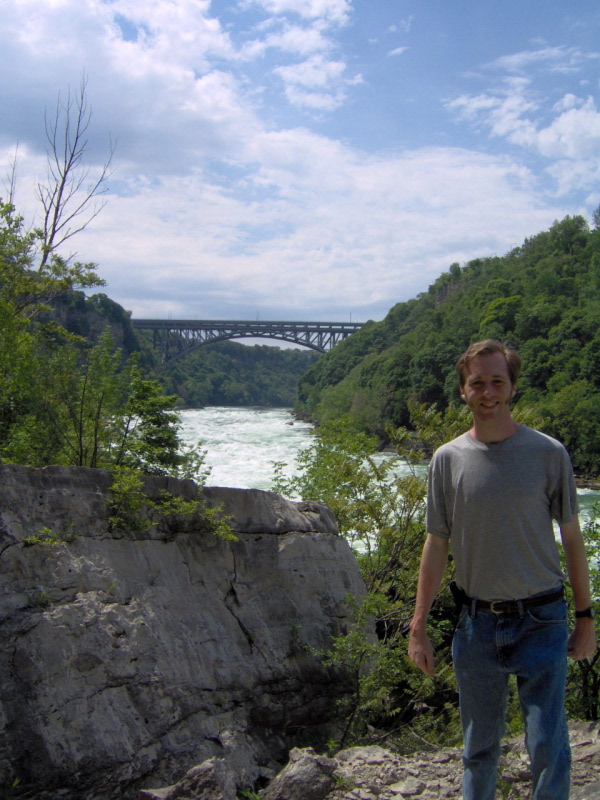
<box><xmin>426</xmin><ymin>424</ymin><xmax>579</xmax><ymax>601</ymax></box>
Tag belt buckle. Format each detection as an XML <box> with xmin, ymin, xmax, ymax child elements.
<box><xmin>490</xmin><ymin>600</ymin><xmax>505</xmax><ymax>614</ymax></box>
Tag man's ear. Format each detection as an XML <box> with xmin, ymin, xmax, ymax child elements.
<box><xmin>511</xmin><ymin>384</ymin><xmax>517</xmax><ymax>398</ymax></box>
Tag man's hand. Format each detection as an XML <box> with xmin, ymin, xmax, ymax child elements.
<box><xmin>568</xmin><ymin>619</ymin><xmax>597</xmax><ymax>661</ymax></box>
<box><xmin>408</xmin><ymin>628</ymin><xmax>436</xmax><ymax>676</ymax></box>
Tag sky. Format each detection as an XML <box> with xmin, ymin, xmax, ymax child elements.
<box><xmin>2</xmin><ymin>0</ymin><xmax>600</xmax><ymax>326</ymax></box>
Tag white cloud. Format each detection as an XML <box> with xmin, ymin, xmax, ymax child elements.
<box><xmin>109</xmin><ymin>0</ymin><xmax>233</xmax><ymax>66</ymax></box>
<box><xmin>445</xmin><ymin>48</ymin><xmax>600</xmax><ymax>193</ymax></box>
<box><xmin>0</xmin><ymin>0</ymin><xmax>248</xmax><ymax>164</ymax></box>
<box><xmin>262</xmin><ymin>31</ymin><xmax>362</xmax><ymax>108</ymax></box>
<box><xmin>445</xmin><ymin>93</ymin><xmax>498</xmax><ymax>122</ymax></box>
<box><xmin>240</xmin><ymin>21</ymin><xmax>334</xmax><ymax>59</ymax></box>
<box><xmin>388</xmin><ymin>46</ymin><xmax>409</xmax><ymax>57</ymax></box>
<box><xmin>245</xmin><ymin>0</ymin><xmax>352</xmax><ymax>25</ymax></box>
<box><xmin>4</xmin><ymin>0</ymin><xmax>233</xmax><ymax>74</ymax></box>
<box><xmin>275</xmin><ymin>53</ymin><xmax>345</xmax><ymax>86</ymax></box>
<box><xmin>546</xmin><ymin>158</ymin><xmax>600</xmax><ymax>198</ymax></box>
<box><xmin>449</xmin><ymin>86</ymin><xmax>600</xmax><ymax>163</ymax></box>
<box><xmin>397</xmin><ymin>16</ymin><xmax>414</xmax><ymax>34</ymax></box>
<box><xmin>280</xmin><ymin>85</ymin><xmax>346</xmax><ymax>110</ymax></box>
<box><xmin>536</xmin><ymin>97</ymin><xmax>600</xmax><ymax>159</ymax></box>
<box><xmin>553</xmin><ymin>93</ymin><xmax>582</xmax><ymax>113</ymax></box>
<box><xmin>486</xmin><ymin>45</ymin><xmax>599</xmax><ymax>75</ymax></box>
<box><xmin>445</xmin><ymin>80</ymin><xmax>539</xmax><ymax>145</ymax></box>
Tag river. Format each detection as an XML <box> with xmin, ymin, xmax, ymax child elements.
<box><xmin>178</xmin><ymin>406</ymin><xmax>314</xmax><ymax>491</ymax></box>
<box><xmin>178</xmin><ymin>406</ymin><xmax>600</xmax><ymax>521</ymax></box>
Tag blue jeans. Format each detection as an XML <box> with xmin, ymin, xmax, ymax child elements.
<box><xmin>452</xmin><ymin>597</ymin><xmax>571</xmax><ymax>800</ymax></box>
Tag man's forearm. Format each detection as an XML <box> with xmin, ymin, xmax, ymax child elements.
<box><xmin>408</xmin><ymin>533</ymin><xmax>449</xmax><ymax>676</ymax></box>
<box><xmin>560</xmin><ymin>516</ymin><xmax>597</xmax><ymax>661</ymax></box>
<box><xmin>410</xmin><ymin>533</ymin><xmax>449</xmax><ymax>631</ymax></box>
<box><xmin>560</xmin><ymin>516</ymin><xmax>593</xmax><ymax>610</ymax></box>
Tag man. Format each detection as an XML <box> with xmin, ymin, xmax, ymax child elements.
<box><xmin>408</xmin><ymin>339</ymin><xmax>596</xmax><ymax>800</ymax></box>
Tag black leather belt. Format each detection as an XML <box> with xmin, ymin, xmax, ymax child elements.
<box><xmin>451</xmin><ymin>582</ymin><xmax>564</xmax><ymax>615</ymax></box>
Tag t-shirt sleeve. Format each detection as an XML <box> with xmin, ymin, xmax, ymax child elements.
<box><xmin>549</xmin><ymin>445</ymin><xmax>579</xmax><ymax>524</ymax></box>
<box><xmin>425</xmin><ymin>450</ymin><xmax>451</xmax><ymax>539</ymax></box>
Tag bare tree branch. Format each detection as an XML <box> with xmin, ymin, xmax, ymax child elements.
<box><xmin>36</xmin><ymin>74</ymin><xmax>115</xmax><ymax>270</ymax></box>
<box><xmin>2</xmin><ymin>144</ymin><xmax>20</xmax><ymax>206</ymax></box>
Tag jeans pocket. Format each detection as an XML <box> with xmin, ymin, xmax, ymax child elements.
<box><xmin>526</xmin><ymin>599</ymin><xmax>567</xmax><ymax>625</ymax></box>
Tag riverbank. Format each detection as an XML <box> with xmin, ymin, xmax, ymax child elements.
<box><xmin>577</xmin><ymin>478</ymin><xmax>600</xmax><ymax>491</ymax></box>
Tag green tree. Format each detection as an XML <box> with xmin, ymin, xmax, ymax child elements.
<box><xmin>544</xmin><ymin>381</ymin><xmax>600</xmax><ymax>475</ymax></box>
<box><xmin>0</xmin><ymin>201</ymin><xmax>204</xmax><ymax>479</ymax></box>
<box><xmin>0</xmin><ymin>201</ymin><xmax>104</xmax><ymax>454</ymax></box>
<box><xmin>0</xmin><ymin>201</ymin><xmax>102</xmax><ymax>319</ymax></box>
<box><xmin>478</xmin><ymin>295</ymin><xmax>523</xmax><ymax>339</ymax></box>
<box><xmin>564</xmin><ymin>503</ymin><xmax>600</xmax><ymax>720</ymax></box>
<box><xmin>548</xmin><ymin>215</ymin><xmax>589</xmax><ymax>256</ymax></box>
<box><xmin>1</xmin><ymin>328</ymin><xmax>204</xmax><ymax>478</ymax></box>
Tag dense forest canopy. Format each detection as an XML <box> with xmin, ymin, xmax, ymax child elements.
<box><xmin>139</xmin><ymin>336</ymin><xmax>319</xmax><ymax>409</ymax></box>
<box><xmin>296</xmin><ymin>214</ymin><xmax>600</xmax><ymax>476</ymax></box>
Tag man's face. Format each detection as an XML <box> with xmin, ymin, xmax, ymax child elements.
<box><xmin>460</xmin><ymin>351</ymin><xmax>516</xmax><ymax>424</ymax></box>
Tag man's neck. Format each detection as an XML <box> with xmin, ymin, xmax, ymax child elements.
<box><xmin>470</xmin><ymin>417</ymin><xmax>519</xmax><ymax>444</ymax></box>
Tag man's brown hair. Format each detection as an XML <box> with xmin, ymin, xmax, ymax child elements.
<box><xmin>456</xmin><ymin>339</ymin><xmax>521</xmax><ymax>387</ymax></box>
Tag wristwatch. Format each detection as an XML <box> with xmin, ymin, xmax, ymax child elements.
<box><xmin>574</xmin><ymin>607</ymin><xmax>596</xmax><ymax>619</ymax></box>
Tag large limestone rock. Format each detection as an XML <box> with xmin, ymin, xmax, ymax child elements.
<box><xmin>0</xmin><ymin>465</ymin><xmax>368</xmax><ymax>799</ymax></box>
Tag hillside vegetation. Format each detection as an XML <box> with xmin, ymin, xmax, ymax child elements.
<box><xmin>143</xmin><ymin>338</ymin><xmax>319</xmax><ymax>409</ymax></box>
<box><xmin>296</xmin><ymin>215</ymin><xmax>600</xmax><ymax>477</ymax></box>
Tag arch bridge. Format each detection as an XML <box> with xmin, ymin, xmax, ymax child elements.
<box><xmin>132</xmin><ymin>318</ymin><xmax>366</xmax><ymax>363</ymax></box>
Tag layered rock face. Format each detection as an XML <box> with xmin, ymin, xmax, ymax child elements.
<box><xmin>0</xmin><ymin>465</ymin><xmax>367</xmax><ymax>799</ymax></box>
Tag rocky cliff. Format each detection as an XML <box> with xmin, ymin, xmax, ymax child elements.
<box><xmin>0</xmin><ymin>465</ymin><xmax>368</xmax><ymax>799</ymax></box>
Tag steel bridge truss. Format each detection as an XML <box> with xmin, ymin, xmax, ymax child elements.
<box><xmin>132</xmin><ymin>319</ymin><xmax>365</xmax><ymax>362</ymax></box>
